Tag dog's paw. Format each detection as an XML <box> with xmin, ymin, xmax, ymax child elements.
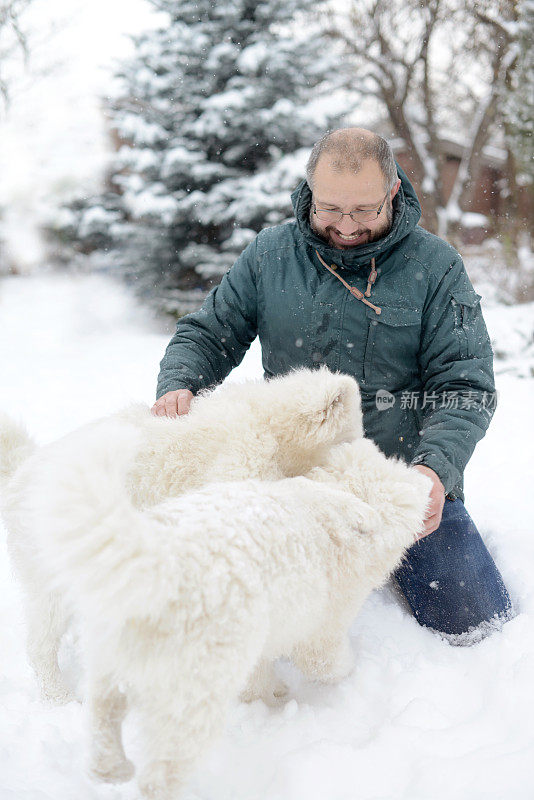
<box><xmin>240</xmin><ymin>686</ymin><xmax>258</xmax><ymax>703</ymax></box>
<box><xmin>272</xmin><ymin>676</ymin><xmax>290</xmax><ymax>699</ymax></box>
<box><xmin>296</xmin><ymin>637</ymin><xmax>355</xmax><ymax>684</ymax></box>
<box><xmin>319</xmin><ymin>657</ymin><xmax>355</xmax><ymax>685</ymax></box>
<box><xmin>240</xmin><ymin>675</ymin><xmax>289</xmax><ymax>707</ymax></box>
<box><xmin>90</xmin><ymin>756</ymin><xmax>135</xmax><ymax>784</ymax></box>
<box><xmin>40</xmin><ymin>682</ymin><xmax>76</xmax><ymax>706</ymax></box>
<box><xmin>138</xmin><ymin>761</ymin><xmax>184</xmax><ymax>800</ymax></box>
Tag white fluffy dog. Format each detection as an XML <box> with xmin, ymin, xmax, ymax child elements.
<box><xmin>1</xmin><ymin>366</ymin><xmax>362</xmax><ymax>509</ymax></box>
<box><xmin>1</xmin><ymin>367</ymin><xmax>359</xmax><ymax>701</ymax></box>
<box><xmin>0</xmin><ymin>368</ymin><xmax>431</xmax><ymax>799</ymax></box>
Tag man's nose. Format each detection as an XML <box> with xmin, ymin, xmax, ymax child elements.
<box><xmin>336</xmin><ymin>213</ymin><xmax>361</xmax><ymax>233</ymax></box>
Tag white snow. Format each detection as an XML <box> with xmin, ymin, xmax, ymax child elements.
<box><xmin>485</xmin><ymin>302</ymin><xmax>534</xmax><ymax>378</ymax></box>
<box><xmin>123</xmin><ymin>187</ymin><xmax>179</xmax><ymax>224</ymax></box>
<box><xmin>460</xmin><ymin>212</ymin><xmax>489</xmax><ymax>229</ymax></box>
<box><xmin>203</xmin><ymin>89</ymin><xmax>248</xmax><ymax>111</ymax></box>
<box><xmin>1</xmin><ymin>272</ymin><xmax>533</xmax><ymax>799</ymax></box>
<box><xmin>236</xmin><ymin>41</ymin><xmax>269</xmax><ymax>73</ymax></box>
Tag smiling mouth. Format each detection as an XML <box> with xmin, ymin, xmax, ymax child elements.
<box><xmin>331</xmin><ymin>229</ymin><xmax>369</xmax><ymax>243</ymax></box>
<box><xmin>336</xmin><ymin>232</ymin><xmax>365</xmax><ymax>241</ymax></box>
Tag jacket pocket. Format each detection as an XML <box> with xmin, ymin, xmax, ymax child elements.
<box><xmin>363</xmin><ymin>306</ymin><xmax>421</xmax><ymax>386</ymax></box>
<box><xmin>449</xmin><ymin>288</ymin><xmax>482</xmax><ymax>359</ymax></box>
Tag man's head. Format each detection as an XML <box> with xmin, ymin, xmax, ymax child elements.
<box><xmin>306</xmin><ymin>128</ymin><xmax>401</xmax><ymax>250</ymax></box>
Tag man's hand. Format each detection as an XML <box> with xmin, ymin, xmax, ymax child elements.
<box><xmin>412</xmin><ymin>465</ymin><xmax>445</xmax><ymax>539</ymax></box>
<box><xmin>151</xmin><ymin>389</ymin><xmax>194</xmax><ymax>418</ymax></box>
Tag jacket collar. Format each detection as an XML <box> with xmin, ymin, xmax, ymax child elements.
<box><xmin>290</xmin><ymin>163</ymin><xmax>422</xmax><ymax>273</ymax></box>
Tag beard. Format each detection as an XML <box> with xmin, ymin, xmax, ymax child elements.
<box><xmin>310</xmin><ymin>199</ymin><xmax>394</xmax><ymax>250</ymax></box>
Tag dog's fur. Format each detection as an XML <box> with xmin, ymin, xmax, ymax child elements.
<box><xmin>0</xmin><ymin>368</ymin><xmax>430</xmax><ymax>799</ymax></box>
<box><xmin>1</xmin><ymin>366</ymin><xmax>361</xmax><ymax>691</ymax></box>
<box><xmin>1</xmin><ymin>366</ymin><xmax>362</xmax><ymax>506</ymax></box>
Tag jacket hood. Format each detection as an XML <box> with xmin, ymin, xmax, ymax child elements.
<box><xmin>290</xmin><ymin>163</ymin><xmax>422</xmax><ymax>273</ymax></box>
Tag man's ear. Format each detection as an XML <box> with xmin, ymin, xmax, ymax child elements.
<box><xmin>390</xmin><ymin>177</ymin><xmax>401</xmax><ymax>201</ymax></box>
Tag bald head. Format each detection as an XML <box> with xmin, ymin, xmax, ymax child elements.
<box><xmin>306</xmin><ymin>127</ymin><xmax>398</xmax><ymax>193</ymax></box>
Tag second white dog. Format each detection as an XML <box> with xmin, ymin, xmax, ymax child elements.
<box><xmin>3</xmin><ymin>425</ymin><xmax>431</xmax><ymax>798</ymax></box>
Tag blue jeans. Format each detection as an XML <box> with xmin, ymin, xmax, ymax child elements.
<box><xmin>394</xmin><ymin>497</ymin><xmax>513</xmax><ymax>638</ymax></box>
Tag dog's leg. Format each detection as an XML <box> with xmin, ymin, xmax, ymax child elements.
<box><xmin>88</xmin><ymin>674</ymin><xmax>134</xmax><ymax>784</ymax></box>
<box><xmin>136</xmin><ymin>637</ymin><xmax>262</xmax><ymax>800</ymax></box>
<box><xmin>136</xmin><ymin>683</ymin><xmax>232</xmax><ymax>800</ymax></box>
<box><xmin>239</xmin><ymin>658</ymin><xmax>288</xmax><ymax>706</ymax></box>
<box><xmin>292</xmin><ymin>630</ymin><xmax>355</xmax><ymax>684</ymax></box>
<box><xmin>25</xmin><ymin>589</ymin><xmax>74</xmax><ymax>704</ymax></box>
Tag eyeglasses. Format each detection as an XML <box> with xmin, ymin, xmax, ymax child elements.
<box><xmin>312</xmin><ymin>192</ymin><xmax>389</xmax><ymax>224</ymax></box>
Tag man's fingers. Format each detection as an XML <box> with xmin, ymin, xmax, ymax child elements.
<box><xmin>177</xmin><ymin>392</ymin><xmax>191</xmax><ymax>416</ymax></box>
<box><xmin>418</xmin><ymin>512</ymin><xmax>441</xmax><ymax>539</ymax></box>
<box><xmin>151</xmin><ymin>390</ymin><xmax>193</xmax><ymax>418</ymax></box>
<box><xmin>164</xmin><ymin>395</ymin><xmax>178</xmax><ymax>418</ymax></box>
<box><xmin>151</xmin><ymin>400</ymin><xmax>168</xmax><ymax>417</ymax></box>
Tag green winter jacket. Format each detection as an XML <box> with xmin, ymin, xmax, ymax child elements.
<box><xmin>156</xmin><ymin>166</ymin><xmax>496</xmax><ymax>502</ymax></box>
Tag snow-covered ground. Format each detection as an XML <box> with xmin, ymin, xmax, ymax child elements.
<box><xmin>1</xmin><ymin>272</ymin><xmax>533</xmax><ymax>800</ymax></box>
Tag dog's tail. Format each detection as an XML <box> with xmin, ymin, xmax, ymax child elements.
<box><xmin>0</xmin><ymin>412</ymin><xmax>36</xmax><ymax>489</ymax></box>
<box><xmin>37</xmin><ymin>427</ymin><xmax>185</xmax><ymax>628</ymax></box>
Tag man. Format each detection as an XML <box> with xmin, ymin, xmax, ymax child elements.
<box><xmin>152</xmin><ymin>128</ymin><xmax>512</xmax><ymax>641</ymax></box>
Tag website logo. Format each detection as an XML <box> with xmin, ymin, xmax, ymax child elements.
<box><xmin>375</xmin><ymin>389</ymin><xmax>395</xmax><ymax>410</ymax></box>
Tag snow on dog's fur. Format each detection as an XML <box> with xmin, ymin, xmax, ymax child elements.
<box><xmin>1</xmin><ymin>394</ymin><xmax>431</xmax><ymax>798</ymax></box>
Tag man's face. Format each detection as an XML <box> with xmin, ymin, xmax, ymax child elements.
<box><xmin>309</xmin><ymin>157</ymin><xmax>401</xmax><ymax>250</ymax></box>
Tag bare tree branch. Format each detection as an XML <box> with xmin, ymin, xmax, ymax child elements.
<box><xmin>0</xmin><ymin>0</ymin><xmax>33</xmax><ymax>109</ymax></box>
<box><xmin>321</xmin><ymin>0</ymin><xmax>522</xmax><ymax>235</ymax></box>
<box><xmin>447</xmin><ymin>0</ymin><xmax>519</xmax><ymax>215</ymax></box>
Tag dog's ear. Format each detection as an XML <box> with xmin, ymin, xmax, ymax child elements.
<box><xmin>294</xmin><ymin>370</ymin><xmax>363</xmax><ymax>444</ymax></box>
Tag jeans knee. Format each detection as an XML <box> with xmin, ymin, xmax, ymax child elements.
<box><xmin>431</xmin><ymin>606</ymin><xmax>516</xmax><ymax>646</ymax></box>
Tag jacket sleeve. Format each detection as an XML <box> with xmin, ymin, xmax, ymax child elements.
<box><xmin>156</xmin><ymin>237</ymin><xmax>258</xmax><ymax>399</ymax></box>
<box><xmin>410</xmin><ymin>257</ymin><xmax>496</xmax><ymax>495</ymax></box>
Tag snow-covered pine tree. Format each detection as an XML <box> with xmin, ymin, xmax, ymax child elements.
<box><xmin>56</xmin><ymin>0</ymin><xmax>345</xmax><ymax>314</ymax></box>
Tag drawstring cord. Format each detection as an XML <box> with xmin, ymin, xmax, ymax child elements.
<box><xmin>365</xmin><ymin>258</ymin><xmax>378</xmax><ymax>297</ymax></box>
<box><xmin>314</xmin><ymin>250</ymin><xmax>382</xmax><ymax>315</ymax></box>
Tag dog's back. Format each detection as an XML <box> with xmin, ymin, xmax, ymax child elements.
<box><xmin>0</xmin><ymin>412</ymin><xmax>36</xmax><ymax>489</ymax></box>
